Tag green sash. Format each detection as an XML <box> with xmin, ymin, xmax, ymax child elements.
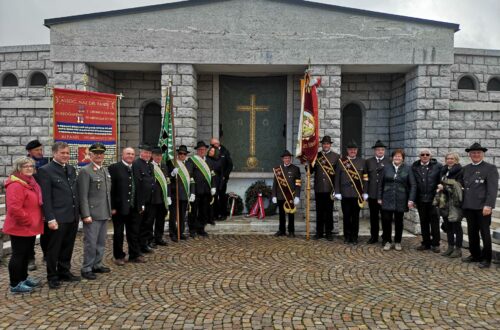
<box><xmin>175</xmin><ymin>160</ymin><xmax>191</xmax><ymax>198</ymax></box>
<box><xmin>191</xmin><ymin>155</ymin><xmax>212</xmax><ymax>186</ymax></box>
<box><xmin>153</xmin><ymin>163</ymin><xmax>169</xmax><ymax>208</ymax></box>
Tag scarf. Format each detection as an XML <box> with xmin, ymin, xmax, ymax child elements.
<box><xmin>11</xmin><ymin>172</ymin><xmax>43</xmax><ymax>206</ymax></box>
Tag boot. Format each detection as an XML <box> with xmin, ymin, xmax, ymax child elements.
<box><xmin>448</xmin><ymin>247</ymin><xmax>462</xmax><ymax>258</ymax></box>
<box><xmin>441</xmin><ymin>245</ymin><xmax>454</xmax><ymax>257</ymax></box>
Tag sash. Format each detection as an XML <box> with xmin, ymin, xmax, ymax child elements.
<box><xmin>175</xmin><ymin>160</ymin><xmax>191</xmax><ymax>199</ymax></box>
<box><xmin>339</xmin><ymin>157</ymin><xmax>364</xmax><ymax>206</ymax></box>
<box><xmin>317</xmin><ymin>152</ymin><xmax>335</xmax><ymax>193</ymax></box>
<box><xmin>153</xmin><ymin>164</ymin><xmax>169</xmax><ymax>208</ymax></box>
<box><xmin>191</xmin><ymin>155</ymin><xmax>212</xmax><ymax>187</ymax></box>
<box><xmin>273</xmin><ymin>165</ymin><xmax>296</xmax><ymax>214</ymax></box>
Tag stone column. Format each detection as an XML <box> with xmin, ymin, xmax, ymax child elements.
<box><xmin>161</xmin><ymin>64</ymin><xmax>198</xmax><ymax>149</ymax></box>
<box><xmin>51</xmin><ymin>62</ymin><xmax>98</xmax><ymax>91</ymax></box>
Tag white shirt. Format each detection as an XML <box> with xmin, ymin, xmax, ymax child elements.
<box><xmin>122</xmin><ymin>160</ymin><xmax>132</xmax><ymax>168</ymax></box>
<box><xmin>472</xmin><ymin>160</ymin><xmax>483</xmax><ymax>166</ymax></box>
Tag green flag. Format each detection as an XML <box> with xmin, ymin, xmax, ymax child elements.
<box><xmin>158</xmin><ymin>86</ymin><xmax>174</xmax><ymax>163</ymax></box>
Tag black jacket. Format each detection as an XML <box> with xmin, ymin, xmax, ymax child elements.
<box><xmin>132</xmin><ymin>158</ymin><xmax>154</xmax><ymax>209</ymax></box>
<box><xmin>219</xmin><ymin>145</ymin><xmax>233</xmax><ymax>183</ymax></box>
<box><xmin>38</xmin><ymin>161</ymin><xmax>79</xmax><ymax>223</ymax></box>
<box><xmin>378</xmin><ymin>163</ymin><xmax>416</xmax><ymax>213</ymax></box>
<box><xmin>108</xmin><ymin>161</ymin><xmax>135</xmax><ymax>215</ymax></box>
<box><xmin>440</xmin><ymin>164</ymin><xmax>462</xmax><ymax>181</ymax></box>
<box><xmin>208</xmin><ymin>155</ymin><xmax>224</xmax><ymax>191</ymax></box>
<box><xmin>366</xmin><ymin>156</ymin><xmax>392</xmax><ymax>198</ymax></box>
<box><xmin>411</xmin><ymin>158</ymin><xmax>443</xmax><ymax>203</ymax></box>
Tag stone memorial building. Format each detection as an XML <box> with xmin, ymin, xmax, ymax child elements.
<box><xmin>1</xmin><ymin>0</ymin><xmax>500</xmax><ymax>220</ymax></box>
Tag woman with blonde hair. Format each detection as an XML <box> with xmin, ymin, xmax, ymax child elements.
<box><xmin>3</xmin><ymin>157</ymin><xmax>44</xmax><ymax>293</ymax></box>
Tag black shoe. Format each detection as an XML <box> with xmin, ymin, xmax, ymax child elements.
<box><xmin>431</xmin><ymin>246</ymin><xmax>441</xmax><ymax>253</ymax></box>
<box><xmin>149</xmin><ymin>242</ymin><xmax>158</xmax><ymax>249</ymax></box>
<box><xmin>199</xmin><ymin>231</ymin><xmax>209</xmax><ymax>237</ymax></box>
<box><xmin>170</xmin><ymin>236</ymin><xmax>179</xmax><ymax>242</ymax></box>
<box><xmin>155</xmin><ymin>239</ymin><xmax>168</xmax><ymax>246</ymax></box>
<box><xmin>141</xmin><ymin>246</ymin><xmax>154</xmax><ymax>254</ymax></box>
<box><xmin>92</xmin><ymin>266</ymin><xmax>111</xmax><ymax>274</ymax></box>
<box><xmin>313</xmin><ymin>235</ymin><xmax>324</xmax><ymax>240</ymax></box>
<box><xmin>344</xmin><ymin>239</ymin><xmax>350</xmax><ymax>245</ymax></box>
<box><xmin>81</xmin><ymin>271</ymin><xmax>97</xmax><ymax>280</ymax></box>
<box><xmin>180</xmin><ymin>234</ymin><xmax>187</xmax><ymax>240</ymax></box>
<box><xmin>274</xmin><ymin>231</ymin><xmax>286</xmax><ymax>237</ymax></box>
<box><xmin>59</xmin><ymin>273</ymin><xmax>81</xmax><ymax>282</ymax></box>
<box><xmin>208</xmin><ymin>220</ymin><xmax>216</xmax><ymax>225</ymax></box>
<box><xmin>462</xmin><ymin>255</ymin><xmax>481</xmax><ymax>263</ymax></box>
<box><xmin>287</xmin><ymin>232</ymin><xmax>295</xmax><ymax>238</ymax></box>
<box><xmin>478</xmin><ymin>261</ymin><xmax>491</xmax><ymax>269</ymax></box>
<box><xmin>351</xmin><ymin>240</ymin><xmax>358</xmax><ymax>245</ymax></box>
<box><xmin>190</xmin><ymin>232</ymin><xmax>197</xmax><ymax>238</ymax></box>
<box><xmin>416</xmin><ymin>245</ymin><xmax>430</xmax><ymax>251</ymax></box>
<box><xmin>367</xmin><ymin>237</ymin><xmax>378</xmax><ymax>244</ymax></box>
<box><xmin>48</xmin><ymin>280</ymin><xmax>61</xmax><ymax>289</ymax></box>
<box><xmin>326</xmin><ymin>235</ymin><xmax>334</xmax><ymax>241</ymax></box>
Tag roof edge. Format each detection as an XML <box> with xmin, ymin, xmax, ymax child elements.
<box><xmin>454</xmin><ymin>47</ymin><xmax>500</xmax><ymax>56</ymax></box>
<box><xmin>0</xmin><ymin>44</ymin><xmax>50</xmax><ymax>53</ymax></box>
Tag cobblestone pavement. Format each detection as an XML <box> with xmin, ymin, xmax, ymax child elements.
<box><xmin>1</xmin><ymin>234</ymin><xmax>499</xmax><ymax>329</ymax></box>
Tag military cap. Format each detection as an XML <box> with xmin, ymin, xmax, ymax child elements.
<box><xmin>89</xmin><ymin>142</ymin><xmax>106</xmax><ymax>153</ymax></box>
<box><xmin>465</xmin><ymin>142</ymin><xmax>488</xmax><ymax>153</ymax></box>
<box><xmin>25</xmin><ymin>139</ymin><xmax>42</xmax><ymax>151</ymax></box>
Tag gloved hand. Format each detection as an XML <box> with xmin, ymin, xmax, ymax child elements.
<box><xmin>189</xmin><ymin>194</ymin><xmax>196</xmax><ymax>202</ymax></box>
<box><xmin>335</xmin><ymin>194</ymin><xmax>342</xmax><ymax>200</ymax></box>
<box><xmin>211</xmin><ymin>188</ymin><xmax>216</xmax><ymax>196</ymax></box>
<box><xmin>167</xmin><ymin>197</ymin><xmax>172</xmax><ymax>206</ymax></box>
<box><xmin>171</xmin><ymin>168</ymin><xmax>179</xmax><ymax>177</ymax></box>
<box><xmin>294</xmin><ymin>197</ymin><xmax>300</xmax><ymax>205</ymax></box>
<box><xmin>272</xmin><ymin>197</ymin><xmax>277</xmax><ymax>204</ymax></box>
<box><xmin>363</xmin><ymin>193</ymin><xmax>369</xmax><ymax>201</ymax></box>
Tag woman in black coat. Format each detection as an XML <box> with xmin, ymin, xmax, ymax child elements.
<box><xmin>378</xmin><ymin>149</ymin><xmax>416</xmax><ymax>251</ymax></box>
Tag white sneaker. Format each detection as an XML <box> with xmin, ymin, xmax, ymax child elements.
<box><xmin>395</xmin><ymin>243</ymin><xmax>402</xmax><ymax>251</ymax></box>
<box><xmin>383</xmin><ymin>242</ymin><xmax>392</xmax><ymax>251</ymax></box>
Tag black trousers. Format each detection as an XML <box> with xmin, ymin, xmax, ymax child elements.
<box><xmin>28</xmin><ymin>222</ymin><xmax>49</xmax><ymax>262</ymax></box>
<box><xmin>464</xmin><ymin>209</ymin><xmax>492</xmax><ymax>262</ymax></box>
<box><xmin>368</xmin><ymin>198</ymin><xmax>382</xmax><ymax>240</ymax></box>
<box><xmin>315</xmin><ymin>193</ymin><xmax>333</xmax><ymax>237</ymax></box>
<box><xmin>139</xmin><ymin>204</ymin><xmax>155</xmax><ymax>248</ymax></box>
<box><xmin>151</xmin><ymin>203</ymin><xmax>167</xmax><ymax>243</ymax></box>
<box><xmin>9</xmin><ymin>235</ymin><xmax>36</xmax><ymax>287</ymax></box>
<box><xmin>417</xmin><ymin>202</ymin><xmax>440</xmax><ymax>247</ymax></box>
<box><xmin>45</xmin><ymin>221</ymin><xmax>78</xmax><ymax>281</ymax></box>
<box><xmin>169</xmin><ymin>199</ymin><xmax>188</xmax><ymax>237</ymax></box>
<box><xmin>443</xmin><ymin>217</ymin><xmax>463</xmax><ymax>248</ymax></box>
<box><xmin>382</xmin><ymin>211</ymin><xmax>404</xmax><ymax>243</ymax></box>
<box><xmin>112</xmin><ymin>209</ymin><xmax>141</xmax><ymax>260</ymax></box>
<box><xmin>216</xmin><ymin>181</ymin><xmax>229</xmax><ymax>218</ymax></box>
<box><xmin>189</xmin><ymin>194</ymin><xmax>211</xmax><ymax>234</ymax></box>
<box><xmin>341</xmin><ymin>198</ymin><xmax>360</xmax><ymax>241</ymax></box>
<box><xmin>278</xmin><ymin>200</ymin><xmax>295</xmax><ymax>234</ymax></box>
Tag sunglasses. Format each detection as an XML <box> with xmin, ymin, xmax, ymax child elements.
<box><xmin>420</xmin><ymin>153</ymin><xmax>430</xmax><ymax>156</ymax></box>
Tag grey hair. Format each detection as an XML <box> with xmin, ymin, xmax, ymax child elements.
<box><xmin>445</xmin><ymin>152</ymin><xmax>460</xmax><ymax>164</ymax></box>
<box><xmin>11</xmin><ymin>156</ymin><xmax>36</xmax><ymax>175</ymax></box>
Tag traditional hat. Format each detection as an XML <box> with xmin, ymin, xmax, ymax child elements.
<box><xmin>89</xmin><ymin>142</ymin><xmax>106</xmax><ymax>153</ymax></box>
<box><xmin>194</xmin><ymin>141</ymin><xmax>209</xmax><ymax>149</ymax></box>
<box><xmin>25</xmin><ymin>139</ymin><xmax>42</xmax><ymax>151</ymax></box>
<box><xmin>320</xmin><ymin>136</ymin><xmax>332</xmax><ymax>144</ymax></box>
<box><xmin>138</xmin><ymin>144</ymin><xmax>153</xmax><ymax>151</ymax></box>
<box><xmin>281</xmin><ymin>150</ymin><xmax>293</xmax><ymax>157</ymax></box>
<box><xmin>465</xmin><ymin>142</ymin><xmax>488</xmax><ymax>153</ymax></box>
<box><xmin>151</xmin><ymin>147</ymin><xmax>162</xmax><ymax>155</ymax></box>
<box><xmin>346</xmin><ymin>140</ymin><xmax>358</xmax><ymax>149</ymax></box>
<box><xmin>371</xmin><ymin>140</ymin><xmax>387</xmax><ymax>149</ymax></box>
<box><xmin>177</xmin><ymin>145</ymin><xmax>190</xmax><ymax>154</ymax></box>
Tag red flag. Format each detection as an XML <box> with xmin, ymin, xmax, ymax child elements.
<box><xmin>247</xmin><ymin>193</ymin><xmax>266</xmax><ymax>219</ymax></box>
<box><xmin>296</xmin><ymin>72</ymin><xmax>321</xmax><ymax>165</ymax></box>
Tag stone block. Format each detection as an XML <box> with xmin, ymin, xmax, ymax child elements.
<box><xmin>416</xmin><ymin>99</ymin><xmax>434</xmax><ymax>110</ymax></box>
<box><xmin>181</xmin><ymin>97</ymin><xmax>197</xmax><ymax>108</ymax></box>
<box><xmin>433</xmin><ymin>121</ymin><xmax>449</xmax><ymax>129</ymax></box>
<box><xmin>0</xmin><ymin>136</ymin><xmax>20</xmax><ymax>145</ymax></box>
<box><xmin>475</xmin><ymin>121</ymin><xmax>497</xmax><ymax>129</ymax></box>
<box><xmin>178</xmin><ymin>64</ymin><xmax>194</xmax><ymax>75</ymax></box>
<box><xmin>161</xmin><ymin>64</ymin><xmax>178</xmax><ymax>74</ymax></box>
<box><xmin>449</xmin><ymin>120</ymin><xmax>474</xmax><ymax>130</ymax></box>
<box><xmin>449</xmin><ymin>130</ymin><xmax>465</xmax><ymax>139</ymax></box>
<box><xmin>6</xmin><ymin>117</ymin><xmax>25</xmax><ymax>126</ymax></box>
<box><xmin>472</xmin><ymin>56</ymin><xmax>485</xmax><ymax>65</ymax></box>
<box><xmin>181</xmin><ymin>74</ymin><xmax>195</xmax><ymax>86</ymax></box>
<box><xmin>28</xmin><ymin>60</ymin><xmax>45</xmax><ymax>69</ymax></box>
<box><xmin>466</xmin><ymin>130</ymin><xmax>485</xmax><ymax>139</ymax></box>
<box><xmin>434</xmin><ymin>99</ymin><xmax>449</xmax><ymax>110</ymax></box>
<box><xmin>325</xmin><ymin>65</ymin><xmax>341</xmax><ymax>75</ymax></box>
<box><xmin>5</xmin><ymin>53</ymin><xmax>21</xmax><ymax>60</ymax></box>
<box><xmin>427</xmin><ymin>65</ymin><xmax>439</xmax><ymax>76</ymax></box>
<box><xmin>487</xmin><ymin>66</ymin><xmax>500</xmax><ymax>74</ymax></box>
<box><xmin>431</xmin><ymin>77</ymin><xmax>450</xmax><ymax>88</ymax></box>
<box><xmin>1</xmin><ymin>61</ymin><xmax>16</xmax><ymax>70</ymax></box>
<box><xmin>425</xmin><ymin>88</ymin><xmax>440</xmax><ymax>99</ymax></box>
<box><xmin>470</xmin><ymin>64</ymin><xmax>487</xmax><ymax>74</ymax></box>
<box><xmin>0</xmin><ymin>126</ymin><xmax>29</xmax><ymax>136</ymax></box>
<box><xmin>0</xmin><ymin>156</ymin><xmax>12</xmax><ymax>165</ymax></box>
<box><xmin>464</xmin><ymin>112</ymin><xmax>483</xmax><ymax>121</ymax></box>
<box><xmin>458</xmin><ymin>91</ymin><xmax>477</xmax><ymax>101</ymax></box>
<box><xmin>454</xmin><ymin>55</ymin><xmax>467</xmax><ymax>64</ymax></box>
<box><xmin>52</xmin><ymin>73</ymin><xmax>73</xmax><ymax>85</ymax></box>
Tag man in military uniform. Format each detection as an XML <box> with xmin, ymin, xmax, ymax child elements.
<box><xmin>38</xmin><ymin>141</ymin><xmax>81</xmax><ymax>289</ymax></box>
<box><xmin>272</xmin><ymin>150</ymin><xmax>301</xmax><ymax>237</ymax></box>
<box><xmin>168</xmin><ymin>145</ymin><xmax>195</xmax><ymax>241</ymax></box>
<box><xmin>334</xmin><ymin>141</ymin><xmax>368</xmax><ymax>245</ymax></box>
<box><xmin>365</xmin><ymin>140</ymin><xmax>391</xmax><ymax>244</ymax></box>
<box><xmin>78</xmin><ymin>143</ymin><xmax>112</xmax><ymax>280</ymax></box>
<box><xmin>150</xmin><ymin>148</ymin><xmax>172</xmax><ymax>247</ymax></box>
<box><xmin>311</xmin><ymin>136</ymin><xmax>339</xmax><ymax>240</ymax></box>
<box><xmin>461</xmin><ymin>142</ymin><xmax>499</xmax><ymax>268</ymax></box>
<box><xmin>187</xmin><ymin>141</ymin><xmax>216</xmax><ymax>237</ymax></box>
<box><xmin>132</xmin><ymin>144</ymin><xmax>155</xmax><ymax>253</ymax></box>
<box><xmin>109</xmin><ymin>147</ymin><xmax>144</xmax><ymax>265</ymax></box>
<box><xmin>25</xmin><ymin>139</ymin><xmax>50</xmax><ymax>271</ymax></box>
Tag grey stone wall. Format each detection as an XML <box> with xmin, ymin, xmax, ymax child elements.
<box><xmin>389</xmin><ymin>76</ymin><xmax>407</xmax><ymax>149</ymax></box>
<box><xmin>197</xmin><ymin>74</ymin><xmax>213</xmax><ymax>144</ymax></box>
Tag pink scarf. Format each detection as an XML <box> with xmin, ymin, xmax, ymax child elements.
<box><xmin>13</xmin><ymin>172</ymin><xmax>43</xmax><ymax>206</ymax></box>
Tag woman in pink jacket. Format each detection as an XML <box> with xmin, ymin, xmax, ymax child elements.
<box><xmin>4</xmin><ymin>156</ymin><xmax>44</xmax><ymax>293</ymax></box>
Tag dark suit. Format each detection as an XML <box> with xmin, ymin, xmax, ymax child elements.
<box><xmin>132</xmin><ymin>158</ymin><xmax>155</xmax><ymax>249</ymax></box>
<box><xmin>150</xmin><ymin>162</ymin><xmax>170</xmax><ymax>243</ymax></box>
<box><xmin>108</xmin><ymin>161</ymin><xmax>141</xmax><ymax>260</ymax></box>
<box><xmin>167</xmin><ymin>159</ymin><xmax>194</xmax><ymax>238</ymax></box>
<box><xmin>311</xmin><ymin>150</ymin><xmax>339</xmax><ymax>238</ymax></box>
<box><xmin>461</xmin><ymin>161</ymin><xmax>499</xmax><ymax>263</ymax></box>
<box><xmin>272</xmin><ymin>163</ymin><xmax>301</xmax><ymax>234</ymax></box>
<box><xmin>365</xmin><ymin>156</ymin><xmax>392</xmax><ymax>241</ymax></box>
<box><xmin>29</xmin><ymin>156</ymin><xmax>50</xmax><ymax>263</ymax></box>
<box><xmin>38</xmin><ymin>161</ymin><xmax>79</xmax><ymax>281</ymax></box>
<box><xmin>187</xmin><ymin>156</ymin><xmax>216</xmax><ymax>235</ymax></box>
<box><xmin>217</xmin><ymin>145</ymin><xmax>233</xmax><ymax>219</ymax></box>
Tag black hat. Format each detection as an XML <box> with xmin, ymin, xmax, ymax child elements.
<box><xmin>194</xmin><ymin>141</ymin><xmax>209</xmax><ymax>149</ymax></box>
<box><xmin>371</xmin><ymin>140</ymin><xmax>387</xmax><ymax>149</ymax></box>
<box><xmin>465</xmin><ymin>142</ymin><xmax>488</xmax><ymax>153</ymax></box>
<box><xmin>177</xmin><ymin>145</ymin><xmax>190</xmax><ymax>154</ymax></box>
<box><xmin>281</xmin><ymin>150</ymin><xmax>293</xmax><ymax>157</ymax></box>
<box><xmin>320</xmin><ymin>136</ymin><xmax>332</xmax><ymax>144</ymax></box>
<box><xmin>346</xmin><ymin>140</ymin><xmax>358</xmax><ymax>149</ymax></box>
<box><xmin>89</xmin><ymin>142</ymin><xmax>106</xmax><ymax>153</ymax></box>
<box><xmin>151</xmin><ymin>147</ymin><xmax>162</xmax><ymax>155</ymax></box>
<box><xmin>25</xmin><ymin>139</ymin><xmax>42</xmax><ymax>151</ymax></box>
<box><xmin>138</xmin><ymin>144</ymin><xmax>153</xmax><ymax>151</ymax></box>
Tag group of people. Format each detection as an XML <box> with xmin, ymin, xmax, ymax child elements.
<box><xmin>3</xmin><ymin>135</ymin><xmax>498</xmax><ymax>294</ymax></box>
<box><xmin>3</xmin><ymin>137</ymin><xmax>232</xmax><ymax>293</ymax></box>
<box><xmin>275</xmin><ymin>137</ymin><xmax>497</xmax><ymax>270</ymax></box>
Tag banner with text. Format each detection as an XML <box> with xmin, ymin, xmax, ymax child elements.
<box><xmin>53</xmin><ymin>88</ymin><xmax>118</xmax><ymax>167</ymax></box>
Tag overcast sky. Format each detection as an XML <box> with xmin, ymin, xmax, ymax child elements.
<box><xmin>0</xmin><ymin>0</ymin><xmax>498</xmax><ymax>49</ymax></box>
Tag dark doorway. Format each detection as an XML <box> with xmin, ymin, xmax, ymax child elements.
<box><xmin>142</xmin><ymin>102</ymin><xmax>162</xmax><ymax>147</ymax></box>
<box><xmin>341</xmin><ymin>103</ymin><xmax>363</xmax><ymax>156</ymax></box>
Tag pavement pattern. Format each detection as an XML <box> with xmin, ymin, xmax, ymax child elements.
<box><xmin>0</xmin><ymin>234</ymin><xmax>499</xmax><ymax>329</ymax></box>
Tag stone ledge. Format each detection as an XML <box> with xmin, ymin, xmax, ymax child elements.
<box><xmin>0</xmin><ymin>44</ymin><xmax>50</xmax><ymax>53</ymax></box>
<box><xmin>450</xmin><ymin>101</ymin><xmax>500</xmax><ymax>111</ymax></box>
<box><xmin>454</xmin><ymin>48</ymin><xmax>500</xmax><ymax>56</ymax></box>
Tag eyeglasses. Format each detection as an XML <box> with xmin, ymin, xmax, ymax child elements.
<box><xmin>21</xmin><ymin>165</ymin><xmax>35</xmax><ymax>169</ymax></box>
<box><xmin>420</xmin><ymin>153</ymin><xmax>430</xmax><ymax>156</ymax></box>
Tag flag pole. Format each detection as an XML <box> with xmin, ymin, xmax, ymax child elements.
<box><xmin>167</xmin><ymin>81</ymin><xmax>181</xmax><ymax>242</ymax></box>
<box><xmin>306</xmin><ymin>60</ymin><xmax>311</xmax><ymax>241</ymax></box>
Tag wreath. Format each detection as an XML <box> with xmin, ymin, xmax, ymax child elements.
<box><xmin>244</xmin><ymin>180</ymin><xmax>276</xmax><ymax>216</ymax></box>
<box><xmin>226</xmin><ymin>192</ymin><xmax>244</xmax><ymax>216</ymax></box>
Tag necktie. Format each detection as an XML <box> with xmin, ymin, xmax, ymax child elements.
<box><xmin>128</xmin><ymin>166</ymin><xmax>135</xmax><ymax>208</ymax></box>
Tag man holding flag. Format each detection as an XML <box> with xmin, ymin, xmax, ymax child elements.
<box><xmin>150</xmin><ymin>148</ymin><xmax>172</xmax><ymax>247</ymax></box>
